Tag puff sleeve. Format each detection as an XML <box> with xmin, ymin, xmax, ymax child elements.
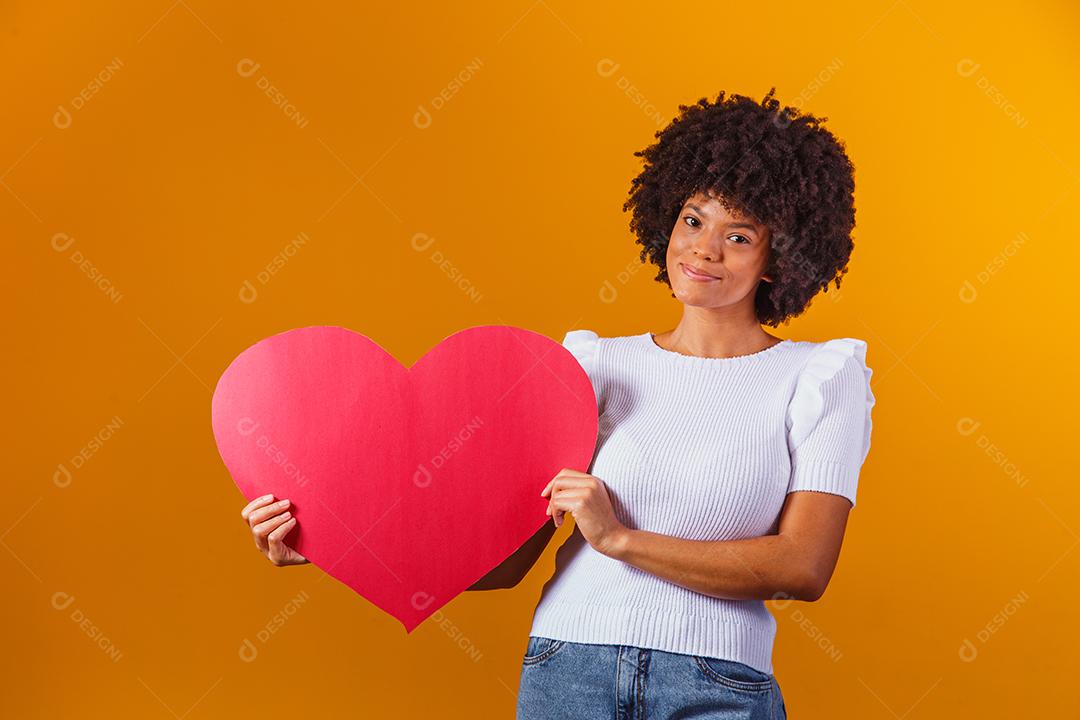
<box><xmin>562</xmin><ymin>329</ymin><xmax>601</xmax><ymax>408</ymax></box>
<box><xmin>785</xmin><ymin>338</ymin><xmax>876</xmax><ymax>507</ymax></box>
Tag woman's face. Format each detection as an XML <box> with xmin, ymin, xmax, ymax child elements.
<box><xmin>665</xmin><ymin>191</ymin><xmax>772</xmax><ymax>311</ymax></box>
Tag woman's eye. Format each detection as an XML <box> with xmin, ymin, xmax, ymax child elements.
<box><xmin>729</xmin><ymin>235</ymin><xmax>750</xmax><ymax>245</ymax></box>
<box><xmin>682</xmin><ymin>215</ymin><xmax>700</xmax><ymax>227</ymax></box>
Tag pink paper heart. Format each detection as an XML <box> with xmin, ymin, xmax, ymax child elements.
<box><xmin>212</xmin><ymin>325</ymin><xmax>598</xmax><ymax>632</ymax></box>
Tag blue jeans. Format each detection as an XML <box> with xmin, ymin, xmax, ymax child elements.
<box><xmin>516</xmin><ymin>636</ymin><xmax>787</xmax><ymax>719</ymax></box>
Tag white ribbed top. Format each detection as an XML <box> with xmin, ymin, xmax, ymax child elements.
<box><xmin>528</xmin><ymin>329</ymin><xmax>876</xmax><ymax>674</ymax></box>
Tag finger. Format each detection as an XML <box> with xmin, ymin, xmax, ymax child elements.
<box><xmin>548</xmin><ymin>477</ymin><xmax>593</xmax><ymax>492</ymax></box>
<box><xmin>545</xmin><ymin>496</ymin><xmax>561</xmax><ymax>527</ymax></box>
<box><xmin>542</xmin><ymin>476</ymin><xmax>586</xmax><ymax>500</ymax></box>
<box><xmin>547</xmin><ymin>492</ymin><xmax>581</xmax><ymax>528</ymax></box>
<box><xmin>247</xmin><ymin>498</ymin><xmax>291</xmax><ymax>528</ymax></box>
<box><xmin>549</xmin><ymin>487</ymin><xmax>588</xmax><ymax>505</ymax></box>
<box><xmin>252</xmin><ymin>511</ymin><xmax>292</xmax><ymax>552</ymax></box>
<box><xmin>541</xmin><ymin>468</ymin><xmax>592</xmax><ymax>497</ymax></box>
<box><xmin>540</xmin><ymin>473</ymin><xmax>568</xmax><ymax>497</ymax></box>
<box><xmin>546</xmin><ymin>488</ymin><xmax>560</xmax><ymax>516</ymax></box>
<box><xmin>240</xmin><ymin>494</ymin><xmax>275</xmax><ymax>521</ymax></box>
<box><xmin>267</xmin><ymin>517</ymin><xmax>299</xmax><ymax>565</ymax></box>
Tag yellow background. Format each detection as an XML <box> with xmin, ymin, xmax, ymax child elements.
<box><xmin>6</xmin><ymin>1</ymin><xmax>1078</xmax><ymax>717</ymax></box>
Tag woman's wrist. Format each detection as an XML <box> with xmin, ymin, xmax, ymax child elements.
<box><xmin>597</xmin><ymin>526</ymin><xmax>634</xmax><ymax>560</ymax></box>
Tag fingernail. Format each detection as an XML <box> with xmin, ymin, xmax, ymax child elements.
<box><xmin>281</xmin><ymin>512</ymin><xmax>291</xmax><ymax>520</ymax></box>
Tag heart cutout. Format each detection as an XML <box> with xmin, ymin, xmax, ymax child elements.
<box><xmin>211</xmin><ymin>325</ymin><xmax>598</xmax><ymax>632</ymax></box>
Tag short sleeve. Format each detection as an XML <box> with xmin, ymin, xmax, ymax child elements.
<box><xmin>562</xmin><ymin>329</ymin><xmax>601</xmax><ymax>409</ymax></box>
<box><xmin>785</xmin><ymin>338</ymin><xmax>876</xmax><ymax>507</ymax></box>
<box><xmin>562</xmin><ymin>329</ymin><xmax>599</xmax><ymax>374</ymax></box>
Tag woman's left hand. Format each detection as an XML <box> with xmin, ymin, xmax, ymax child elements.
<box><xmin>540</xmin><ymin>469</ymin><xmax>628</xmax><ymax>557</ymax></box>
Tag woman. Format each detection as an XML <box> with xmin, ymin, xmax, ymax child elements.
<box><xmin>241</xmin><ymin>87</ymin><xmax>875</xmax><ymax>719</ymax></box>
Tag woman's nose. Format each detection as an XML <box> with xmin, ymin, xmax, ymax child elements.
<box><xmin>694</xmin><ymin>237</ymin><xmax>722</xmax><ymax>262</ymax></box>
<box><xmin>694</xmin><ymin>227</ymin><xmax>726</xmax><ymax>256</ymax></box>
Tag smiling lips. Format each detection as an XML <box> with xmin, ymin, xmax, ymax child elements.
<box><xmin>681</xmin><ymin>263</ymin><xmax>721</xmax><ymax>281</ymax></box>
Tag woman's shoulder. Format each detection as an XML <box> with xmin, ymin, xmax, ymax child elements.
<box><xmin>560</xmin><ymin>329</ymin><xmax>601</xmax><ymax>368</ymax></box>
<box><xmin>561</xmin><ymin>328</ymin><xmax>644</xmax><ymax>356</ymax></box>
<box><xmin>561</xmin><ymin>328</ymin><xmax>646</xmax><ymax>371</ymax></box>
<box><xmin>787</xmin><ymin>336</ymin><xmax>874</xmax><ymax>422</ymax></box>
<box><xmin>786</xmin><ymin>335</ymin><xmax>876</xmax><ymax>464</ymax></box>
<box><xmin>562</xmin><ymin>328</ymin><xmax>602</xmax><ymax>345</ymax></box>
<box><xmin>793</xmin><ymin>337</ymin><xmax>870</xmax><ymax>368</ymax></box>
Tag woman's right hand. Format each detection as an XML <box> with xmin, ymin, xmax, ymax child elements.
<box><xmin>240</xmin><ymin>494</ymin><xmax>309</xmax><ymax>566</ymax></box>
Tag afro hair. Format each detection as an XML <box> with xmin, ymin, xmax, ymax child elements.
<box><xmin>623</xmin><ymin>87</ymin><xmax>857</xmax><ymax>327</ymax></box>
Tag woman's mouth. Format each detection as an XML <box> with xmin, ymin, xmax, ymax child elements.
<box><xmin>681</xmin><ymin>263</ymin><xmax>721</xmax><ymax>282</ymax></box>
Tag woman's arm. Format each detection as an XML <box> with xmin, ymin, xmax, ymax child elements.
<box><xmin>467</xmin><ymin>519</ymin><xmax>558</xmax><ymax>591</ymax></box>
<box><xmin>602</xmin><ymin>491</ymin><xmax>853</xmax><ymax>602</ymax></box>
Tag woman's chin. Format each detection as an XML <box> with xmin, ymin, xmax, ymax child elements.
<box><xmin>673</xmin><ymin>285</ymin><xmax>724</xmax><ymax>306</ymax></box>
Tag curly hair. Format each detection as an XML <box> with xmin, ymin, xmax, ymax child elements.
<box><xmin>622</xmin><ymin>87</ymin><xmax>857</xmax><ymax>327</ymax></box>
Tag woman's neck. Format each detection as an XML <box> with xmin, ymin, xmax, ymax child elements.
<box><xmin>652</xmin><ymin>318</ymin><xmax>783</xmax><ymax>359</ymax></box>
